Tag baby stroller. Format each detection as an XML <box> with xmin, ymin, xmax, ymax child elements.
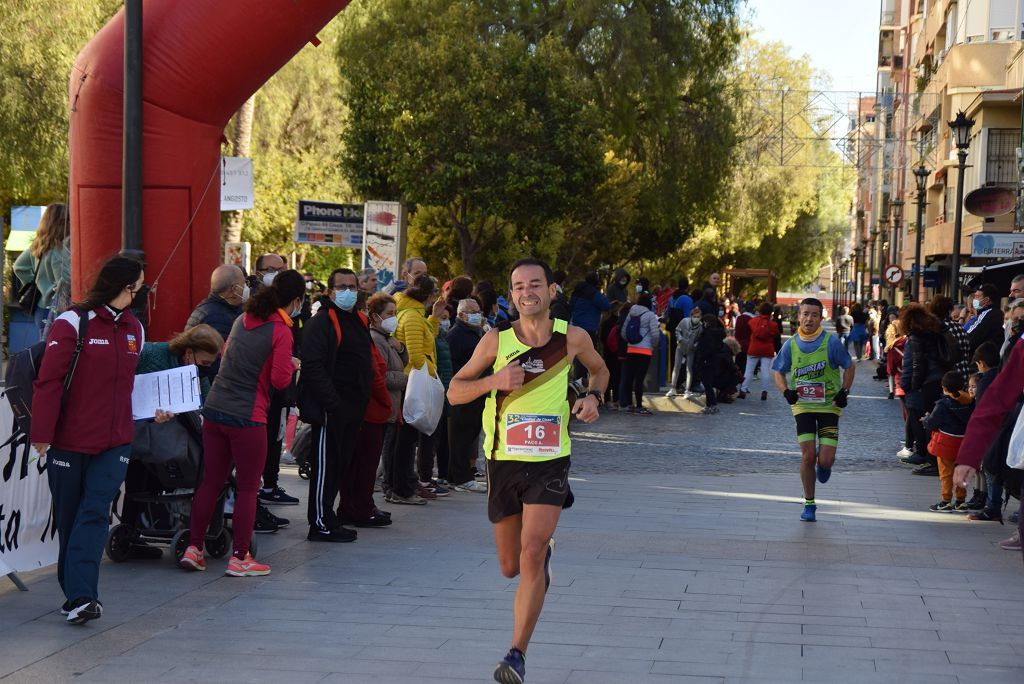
<box><xmin>107</xmin><ymin>412</ymin><xmax>255</xmax><ymax>565</ymax></box>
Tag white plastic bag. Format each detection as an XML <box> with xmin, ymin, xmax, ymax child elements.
<box><xmin>1008</xmin><ymin>405</ymin><xmax>1024</xmax><ymax>470</ymax></box>
<box><xmin>402</xmin><ymin>362</ymin><xmax>444</xmax><ymax>436</ymax></box>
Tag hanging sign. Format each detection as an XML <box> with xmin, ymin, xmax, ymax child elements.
<box><xmin>220</xmin><ymin>157</ymin><xmax>254</xmax><ymax>210</ymax></box>
<box><xmin>362</xmin><ymin>201</ymin><xmax>403</xmax><ymax>290</ymax></box>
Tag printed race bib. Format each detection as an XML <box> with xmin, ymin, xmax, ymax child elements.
<box><xmin>795</xmin><ymin>381</ymin><xmax>826</xmax><ymax>403</ymax></box>
<box><xmin>505</xmin><ymin>413</ymin><xmax>562</xmax><ymax>456</ymax></box>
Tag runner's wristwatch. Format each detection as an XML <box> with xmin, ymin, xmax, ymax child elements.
<box><xmin>585</xmin><ymin>390</ymin><xmax>603</xmax><ymax>405</ymax></box>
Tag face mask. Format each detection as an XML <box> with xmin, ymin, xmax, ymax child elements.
<box><xmin>290</xmin><ymin>305</ymin><xmax>302</xmax><ymax>318</ymax></box>
<box><xmin>262</xmin><ymin>272</ymin><xmax>277</xmax><ymax>287</ymax></box>
<box><xmin>619</xmin><ymin>279</ymin><xmax>628</xmax><ymax>286</ymax></box>
<box><xmin>635</xmin><ymin>285</ymin><xmax>643</xmax><ymax>293</ymax></box>
<box><xmin>196</xmin><ymin>364</ymin><xmax>213</xmax><ymax>379</ymax></box>
<box><xmin>719</xmin><ymin>309</ymin><xmax>725</xmax><ymax>317</ymax></box>
<box><xmin>334</xmin><ymin>289</ymin><xmax>358</xmax><ymax>311</ymax></box>
<box><xmin>440</xmin><ymin>319</ymin><xmax>451</xmax><ymax>333</ymax></box>
<box><xmin>238</xmin><ymin>284</ymin><xmax>250</xmax><ymax>303</ymax></box>
<box><xmin>305</xmin><ymin>281</ymin><xmax>313</xmax><ymax>291</ymax></box>
<box><xmin>972</xmin><ymin>298</ymin><xmax>982</xmax><ymax>310</ymax></box>
<box><xmin>379</xmin><ymin>315</ymin><xmax>398</xmax><ymax>335</ymax></box>
<box><xmin>467</xmin><ymin>313</ymin><xmax>483</xmax><ymax>327</ymax></box>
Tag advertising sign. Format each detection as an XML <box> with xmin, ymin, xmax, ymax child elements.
<box><xmin>220</xmin><ymin>157</ymin><xmax>254</xmax><ymax>211</ymax></box>
<box><xmin>294</xmin><ymin>200</ymin><xmax>363</xmax><ymax>248</ymax></box>
<box><xmin>362</xmin><ymin>201</ymin><xmax>403</xmax><ymax>290</ymax></box>
<box><xmin>971</xmin><ymin>232</ymin><xmax>1024</xmax><ymax>259</ymax></box>
<box><xmin>224</xmin><ymin>241</ymin><xmax>251</xmax><ymax>273</ymax></box>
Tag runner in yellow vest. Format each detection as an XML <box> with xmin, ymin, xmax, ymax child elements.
<box><xmin>449</xmin><ymin>258</ymin><xmax>609</xmax><ymax>684</ymax></box>
<box><xmin>771</xmin><ymin>298</ymin><xmax>855</xmax><ymax>522</ymax></box>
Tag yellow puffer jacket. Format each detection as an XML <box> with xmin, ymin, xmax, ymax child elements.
<box><xmin>395</xmin><ymin>292</ymin><xmax>439</xmax><ymax>377</ymax></box>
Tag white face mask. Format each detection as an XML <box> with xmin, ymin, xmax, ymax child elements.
<box><xmin>261</xmin><ymin>272</ymin><xmax>278</xmax><ymax>287</ymax></box>
<box><xmin>973</xmin><ymin>298</ymin><xmax>983</xmax><ymax>310</ymax></box>
<box><xmin>440</xmin><ymin>319</ymin><xmax>451</xmax><ymax>333</ymax></box>
<box><xmin>466</xmin><ymin>312</ymin><xmax>483</xmax><ymax>327</ymax></box>
<box><xmin>379</xmin><ymin>315</ymin><xmax>398</xmax><ymax>335</ymax></box>
<box><xmin>239</xmin><ymin>284</ymin><xmax>250</xmax><ymax>302</ymax></box>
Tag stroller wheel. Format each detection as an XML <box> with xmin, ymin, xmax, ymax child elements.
<box><xmin>171</xmin><ymin>529</ymin><xmax>190</xmax><ymax>564</ymax></box>
<box><xmin>106</xmin><ymin>524</ymin><xmax>135</xmax><ymax>563</ymax></box>
<box><xmin>207</xmin><ymin>527</ymin><xmax>232</xmax><ymax>559</ymax></box>
<box><xmin>298</xmin><ymin>461</ymin><xmax>310</xmax><ymax>480</ymax></box>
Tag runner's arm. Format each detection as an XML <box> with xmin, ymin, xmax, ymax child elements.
<box><xmin>447</xmin><ymin>330</ymin><xmax>500</xmax><ymax>405</ymax></box>
<box><xmin>841</xmin><ymin>364</ymin><xmax>855</xmax><ymax>392</ymax></box>
<box><xmin>772</xmin><ymin>370</ymin><xmax>788</xmax><ymax>394</ymax></box>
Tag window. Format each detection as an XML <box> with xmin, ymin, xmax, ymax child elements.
<box><xmin>987</xmin><ymin>128</ymin><xmax>1019</xmax><ymax>187</ymax></box>
<box><xmin>991</xmin><ymin>28</ymin><xmax>1014</xmax><ymax>41</ymax></box>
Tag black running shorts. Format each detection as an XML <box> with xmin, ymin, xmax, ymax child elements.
<box><xmin>794</xmin><ymin>411</ymin><xmax>840</xmax><ymax>446</ymax></box>
<box><xmin>486</xmin><ymin>457</ymin><xmax>574</xmax><ymax>523</ymax></box>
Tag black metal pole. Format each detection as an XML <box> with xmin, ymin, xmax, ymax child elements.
<box><xmin>913</xmin><ymin>191</ymin><xmax>925</xmax><ymax>302</ymax></box>
<box><xmin>123</xmin><ymin>0</ymin><xmax>144</xmax><ymax>256</ymax></box>
<box><xmin>868</xmin><ymin>237</ymin><xmax>876</xmax><ymax>303</ymax></box>
<box><xmin>950</xmin><ymin>149</ymin><xmax>968</xmax><ymax>300</ymax></box>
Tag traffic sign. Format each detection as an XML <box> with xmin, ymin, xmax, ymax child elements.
<box><xmin>883</xmin><ymin>264</ymin><xmax>904</xmax><ymax>285</ymax></box>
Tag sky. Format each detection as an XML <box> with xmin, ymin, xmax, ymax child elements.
<box><xmin>744</xmin><ymin>0</ymin><xmax>880</xmax><ymax>94</ymax></box>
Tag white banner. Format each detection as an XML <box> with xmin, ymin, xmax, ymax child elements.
<box><xmin>971</xmin><ymin>232</ymin><xmax>1024</xmax><ymax>258</ymax></box>
<box><xmin>362</xmin><ymin>201</ymin><xmax>403</xmax><ymax>291</ymax></box>
<box><xmin>0</xmin><ymin>401</ymin><xmax>58</xmax><ymax>573</ymax></box>
<box><xmin>220</xmin><ymin>157</ymin><xmax>255</xmax><ymax>211</ymax></box>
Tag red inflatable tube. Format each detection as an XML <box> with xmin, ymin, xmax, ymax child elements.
<box><xmin>69</xmin><ymin>0</ymin><xmax>349</xmax><ymax>339</ymax></box>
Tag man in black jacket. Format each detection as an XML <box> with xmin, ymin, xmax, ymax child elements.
<box><xmin>446</xmin><ymin>298</ymin><xmax>487</xmax><ymax>492</ymax></box>
<box><xmin>186</xmin><ymin>264</ymin><xmax>246</xmax><ymax>352</ymax></box>
<box><xmin>965</xmin><ymin>283</ymin><xmax>1004</xmax><ymax>355</ymax></box>
<box><xmin>298</xmin><ymin>268</ymin><xmax>374</xmax><ymax>542</ymax></box>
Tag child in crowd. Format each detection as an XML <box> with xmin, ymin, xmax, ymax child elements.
<box><xmin>965</xmin><ymin>342</ymin><xmax>1006</xmax><ymax>520</ymax></box>
<box><xmin>923</xmin><ymin>371</ymin><xmax>975</xmax><ymax>512</ymax></box>
<box><xmin>971</xmin><ymin>342</ymin><xmax>1000</xmax><ymax>401</ymax></box>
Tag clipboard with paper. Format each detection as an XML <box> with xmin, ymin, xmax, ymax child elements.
<box><xmin>131</xmin><ymin>364</ymin><xmax>202</xmax><ymax>420</ymax></box>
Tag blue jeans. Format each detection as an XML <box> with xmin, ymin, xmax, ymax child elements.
<box><xmin>34</xmin><ymin>305</ymin><xmax>50</xmax><ymax>337</ymax></box>
<box><xmin>986</xmin><ymin>475</ymin><xmax>1003</xmax><ymax>516</ymax></box>
<box><xmin>47</xmin><ymin>445</ymin><xmax>131</xmax><ymax>602</ymax></box>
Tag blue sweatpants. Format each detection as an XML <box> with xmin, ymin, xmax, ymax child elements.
<box><xmin>46</xmin><ymin>445</ymin><xmax>130</xmax><ymax>602</ymax></box>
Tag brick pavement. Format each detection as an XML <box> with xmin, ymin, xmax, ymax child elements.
<box><xmin>1</xmin><ymin>364</ymin><xmax>1022</xmax><ymax>683</ymax></box>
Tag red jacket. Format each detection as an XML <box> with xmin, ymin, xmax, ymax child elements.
<box><xmin>32</xmin><ymin>307</ymin><xmax>144</xmax><ymax>453</ymax></box>
<box><xmin>746</xmin><ymin>314</ymin><xmax>779</xmax><ymax>358</ymax></box>
<box><xmin>734</xmin><ymin>313</ymin><xmax>754</xmax><ymax>352</ymax></box>
<box><xmin>957</xmin><ymin>341</ymin><xmax>1024</xmax><ymax>470</ymax></box>
<box><xmin>363</xmin><ymin>343</ymin><xmax>393</xmax><ymax>424</ymax></box>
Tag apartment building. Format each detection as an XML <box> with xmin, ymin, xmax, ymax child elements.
<box><xmin>869</xmin><ymin>0</ymin><xmax>1024</xmax><ymax>301</ymax></box>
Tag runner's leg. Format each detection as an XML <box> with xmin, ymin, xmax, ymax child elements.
<box><xmin>494</xmin><ymin>514</ymin><xmax>523</xmax><ymax>579</ymax></box>
<box><xmin>511</xmin><ymin>503</ymin><xmax>561</xmax><ymax>653</ymax></box>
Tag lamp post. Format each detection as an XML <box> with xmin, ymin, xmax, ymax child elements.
<box><xmin>913</xmin><ymin>162</ymin><xmax>929</xmax><ymax>301</ymax></box>
<box><xmin>841</xmin><ymin>259</ymin><xmax>849</xmax><ymax>309</ymax></box>
<box><xmin>860</xmin><ymin>238</ymin><xmax>869</xmax><ymax>304</ymax></box>
<box><xmin>890</xmin><ymin>199</ymin><xmax>904</xmax><ymax>302</ymax></box>
<box><xmin>948</xmin><ymin>110</ymin><xmax>975</xmax><ymax>299</ymax></box>
<box><xmin>872</xmin><ymin>220</ymin><xmax>884</xmax><ymax>302</ymax></box>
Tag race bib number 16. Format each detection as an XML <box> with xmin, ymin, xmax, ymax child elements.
<box><xmin>505</xmin><ymin>413</ymin><xmax>562</xmax><ymax>456</ymax></box>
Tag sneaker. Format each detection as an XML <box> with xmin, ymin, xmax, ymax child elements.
<box><xmin>701</xmin><ymin>406</ymin><xmax>719</xmax><ymax>415</ymax></box>
<box><xmin>815</xmin><ymin>463</ymin><xmax>831</xmax><ymax>484</ymax></box>
<box><xmin>665</xmin><ymin>389</ymin><xmax>678</xmax><ymax>398</ymax></box>
<box><xmin>998</xmin><ymin>531</ymin><xmax>1021</xmax><ymax>551</ymax></box>
<box><xmin>421</xmin><ymin>480</ymin><xmax>451</xmax><ymax>497</ymax></box>
<box><xmin>737</xmin><ymin>390</ymin><xmax>748</xmax><ymax>399</ymax></box>
<box><xmin>800</xmin><ymin>505</ymin><xmax>816</xmax><ymax>522</ymax></box>
<box><xmin>373</xmin><ymin>507</ymin><xmax>392</xmax><ymax>519</ymax></box>
<box><xmin>390</xmin><ymin>493</ymin><xmax>427</xmax><ymax>505</ymax></box>
<box><xmin>911</xmin><ymin>463</ymin><xmax>939</xmax><ymax>476</ymax></box>
<box><xmin>896</xmin><ymin>447</ymin><xmax>914</xmax><ymax>459</ymax></box>
<box><xmin>900</xmin><ymin>454</ymin><xmax>928</xmax><ymax>466</ymax></box>
<box><xmin>306</xmin><ymin>526</ymin><xmax>358</xmax><ymax>542</ymax></box>
<box><xmin>258</xmin><ymin>486</ymin><xmax>299</xmax><ymax>505</ymax></box>
<box><xmin>435</xmin><ymin>478</ymin><xmax>450</xmax><ymax>486</ymax></box>
<box><xmin>966</xmin><ymin>509</ymin><xmax>1002</xmax><ymax>522</ymax></box>
<box><xmin>1010</xmin><ymin>510</ymin><xmax>1020</xmax><ymax>524</ymax></box>
<box><xmin>180</xmin><ymin>545</ymin><xmax>206</xmax><ymax>571</ymax></box>
<box><xmin>965</xmin><ymin>490</ymin><xmax>987</xmax><ymax>510</ymax></box>
<box><xmin>929</xmin><ymin>500</ymin><xmax>954</xmax><ymax>512</ymax></box>
<box><xmin>543</xmin><ymin>538</ymin><xmax>555</xmax><ymax>592</ymax></box>
<box><xmin>623</xmin><ymin>405</ymin><xmax>637</xmax><ymax>414</ymax></box>
<box><xmin>952</xmin><ymin>500</ymin><xmax>969</xmax><ymax>513</ymax></box>
<box><xmin>253</xmin><ymin>505</ymin><xmax>280</xmax><ymax>533</ymax></box>
<box><xmin>635</xmin><ymin>406</ymin><xmax>653</xmax><ymax>416</ymax></box>
<box><xmin>493</xmin><ymin>648</ymin><xmax>526</xmax><ymax>684</ymax></box>
<box><xmin>66</xmin><ymin>598</ymin><xmax>102</xmax><ymax>625</ymax></box>
<box><xmin>473</xmin><ymin>469</ymin><xmax>486</xmax><ymax>480</ymax></box>
<box><xmin>416</xmin><ymin>485</ymin><xmax>439</xmax><ymax>500</ymax></box>
<box><xmin>454</xmin><ymin>480</ymin><xmax>488</xmax><ymax>493</ymax></box>
<box><xmin>262</xmin><ymin>505</ymin><xmax>289</xmax><ymax>528</ymax></box>
<box><xmin>225</xmin><ymin>553</ymin><xmax>271</xmax><ymax>577</ymax></box>
<box><xmin>761</xmin><ymin>391</ymin><xmax>768</xmax><ymax>401</ymax></box>
<box><xmin>350</xmin><ymin>515</ymin><xmax>392</xmax><ymax>528</ymax></box>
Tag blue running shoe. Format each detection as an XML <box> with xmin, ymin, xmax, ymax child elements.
<box><xmin>816</xmin><ymin>464</ymin><xmax>831</xmax><ymax>484</ymax></box>
<box><xmin>543</xmin><ymin>538</ymin><xmax>554</xmax><ymax>592</ymax></box>
<box><xmin>494</xmin><ymin>648</ymin><xmax>526</xmax><ymax>683</ymax></box>
<box><xmin>800</xmin><ymin>505</ymin><xmax>817</xmax><ymax>522</ymax></box>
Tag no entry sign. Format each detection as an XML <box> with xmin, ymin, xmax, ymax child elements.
<box><xmin>884</xmin><ymin>265</ymin><xmax>904</xmax><ymax>285</ymax></box>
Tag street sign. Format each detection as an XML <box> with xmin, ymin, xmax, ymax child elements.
<box><xmin>884</xmin><ymin>264</ymin><xmax>904</xmax><ymax>285</ymax></box>
<box><xmin>362</xmin><ymin>201</ymin><xmax>404</xmax><ymax>290</ymax></box>
<box><xmin>294</xmin><ymin>200</ymin><xmax>363</xmax><ymax>247</ymax></box>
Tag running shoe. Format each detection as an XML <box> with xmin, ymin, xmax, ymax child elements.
<box><xmin>454</xmin><ymin>480</ymin><xmax>488</xmax><ymax>493</ymax></box>
<box><xmin>253</xmin><ymin>504</ymin><xmax>281</xmax><ymax>533</ymax></box>
<box><xmin>737</xmin><ymin>391</ymin><xmax>748</xmax><ymax>399</ymax></box>
<box><xmin>180</xmin><ymin>545</ymin><xmax>206</xmax><ymax>571</ymax></box>
<box><xmin>61</xmin><ymin>599</ymin><xmax>101</xmax><ymax>616</ymax></box>
<box><xmin>415</xmin><ymin>485</ymin><xmax>439</xmax><ymax>500</ymax></box>
<box><xmin>760</xmin><ymin>391</ymin><xmax>768</xmax><ymax>401</ymax></box>
<box><xmin>911</xmin><ymin>463</ymin><xmax>939</xmax><ymax>476</ymax></box>
<box><xmin>543</xmin><ymin>538</ymin><xmax>555</xmax><ymax>592</ymax></box>
<box><xmin>929</xmin><ymin>500</ymin><xmax>954</xmax><ymax>512</ymax></box>
<box><xmin>493</xmin><ymin>648</ymin><xmax>526</xmax><ymax>684</ymax></box>
<box><xmin>635</xmin><ymin>406</ymin><xmax>653</xmax><ymax>416</ymax></box>
<box><xmin>952</xmin><ymin>500</ymin><xmax>969</xmax><ymax>513</ymax></box>
<box><xmin>66</xmin><ymin>599</ymin><xmax>102</xmax><ymax>625</ymax></box>
<box><xmin>258</xmin><ymin>486</ymin><xmax>299</xmax><ymax>505</ymax></box>
<box><xmin>701</xmin><ymin>406</ymin><xmax>719</xmax><ymax>415</ymax></box>
<box><xmin>966</xmin><ymin>509</ymin><xmax>1002</xmax><ymax>522</ymax></box>
<box><xmin>896</xmin><ymin>447</ymin><xmax>914</xmax><ymax>459</ymax></box>
<box><xmin>225</xmin><ymin>553</ymin><xmax>271</xmax><ymax>577</ymax></box>
<box><xmin>998</xmin><ymin>531</ymin><xmax>1021</xmax><ymax>551</ymax></box>
<box><xmin>421</xmin><ymin>480</ymin><xmax>451</xmax><ymax>497</ymax></box>
<box><xmin>900</xmin><ymin>454</ymin><xmax>928</xmax><ymax>466</ymax></box>
<box><xmin>965</xmin><ymin>490</ymin><xmax>986</xmax><ymax>510</ymax></box>
<box><xmin>800</xmin><ymin>505</ymin><xmax>816</xmax><ymax>522</ymax></box>
<box><xmin>665</xmin><ymin>389</ymin><xmax>678</xmax><ymax>398</ymax></box>
<box><xmin>389</xmin><ymin>493</ymin><xmax>428</xmax><ymax>505</ymax></box>
<box><xmin>307</xmin><ymin>526</ymin><xmax>358</xmax><ymax>542</ymax></box>
<box><xmin>815</xmin><ymin>463</ymin><xmax>831</xmax><ymax>484</ymax></box>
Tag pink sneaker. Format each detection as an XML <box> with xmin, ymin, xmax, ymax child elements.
<box><xmin>179</xmin><ymin>545</ymin><xmax>206</xmax><ymax>572</ymax></box>
<box><xmin>998</xmin><ymin>531</ymin><xmax>1021</xmax><ymax>551</ymax></box>
<box><xmin>225</xmin><ymin>552</ymin><xmax>270</xmax><ymax>577</ymax></box>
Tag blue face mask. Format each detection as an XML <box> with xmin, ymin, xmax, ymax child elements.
<box><xmin>334</xmin><ymin>289</ymin><xmax>357</xmax><ymax>311</ymax></box>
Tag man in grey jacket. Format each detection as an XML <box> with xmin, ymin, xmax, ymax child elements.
<box><xmin>667</xmin><ymin>308</ymin><xmax>703</xmax><ymax>397</ymax></box>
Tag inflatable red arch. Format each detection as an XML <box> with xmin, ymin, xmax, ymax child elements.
<box><xmin>69</xmin><ymin>0</ymin><xmax>349</xmax><ymax>339</ymax></box>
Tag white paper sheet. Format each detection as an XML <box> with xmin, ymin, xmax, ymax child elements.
<box><xmin>132</xmin><ymin>364</ymin><xmax>201</xmax><ymax>420</ymax></box>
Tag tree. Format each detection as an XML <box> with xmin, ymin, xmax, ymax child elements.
<box><xmin>336</xmin><ymin>0</ymin><xmax>607</xmax><ymax>277</ymax></box>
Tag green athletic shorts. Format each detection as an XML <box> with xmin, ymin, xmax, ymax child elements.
<box><xmin>794</xmin><ymin>412</ymin><xmax>839</xmax><ymax>447</ymax></box>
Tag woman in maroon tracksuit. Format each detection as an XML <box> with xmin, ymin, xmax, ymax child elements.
<box><xmin>180</xmin><ymin>270</ymin><xmax>303</xmax><ymax>577</ymax></box>
<box><xmin>31</xmin><ymin>255</ymin><xmax>146</xmax><ymax>625</ymax></box>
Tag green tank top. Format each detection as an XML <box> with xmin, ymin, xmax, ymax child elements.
<box><xmin>788</xmin><ymin>331</ymin><xmax>842</xmax><ymax>416</ymax></box>
<box><xmin>482</xmin><ymin>318</ymin><xmax>572</xmax><ymax>461</ymax></box>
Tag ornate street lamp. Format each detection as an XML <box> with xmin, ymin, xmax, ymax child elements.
<box><xmin>948</xmin><ymin>110</ymin><xmax>975</xmax><ymax>299</ymax></box>
<box><xmin>872</xmin><ymin>220</ymin><xmax>885</xmax><ymax>302</ymax></box>
<box><xmin>890</xmin><ymin>199</ymin><xmax>904</xmax><ymax>301</ymax></box>
<box><xmin>913</xmin><ymin>162</ymin><xmax>929</xmax><ymax>301</ymax></box>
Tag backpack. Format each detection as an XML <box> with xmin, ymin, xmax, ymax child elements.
<box><xmin>605</xmin><ymin>324</ymin><xmax>621</xmax><ymax>355</ymax></box>
<box><xmin>751</xmin><ymin>317</ymin><xmax>773</xmax><ymax>342</ymax></box>
<box><xmin>624</xmin><ymin>313</ymin><xmax>644</xmax><ymax>345</ymax></box>
<box><xmin>3</xmin><ymin>309</ymin><xmax>89</xmax><ymax>443</ymax></box>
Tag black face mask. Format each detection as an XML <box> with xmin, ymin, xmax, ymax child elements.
<box><xmin>196</xmin><ymin>364</ymin><xmax>213</xmax><ymax>379</ymax></box>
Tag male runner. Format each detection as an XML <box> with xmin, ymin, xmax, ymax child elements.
<box><xmin>771</xmin><ymin>298</ymin><xmax>854</xmax><ymax>522</ymax></box>
<box><xmin>448</xmin><ymin>258</ymin><xmax>609</xmax><ymax>684</ymax></box>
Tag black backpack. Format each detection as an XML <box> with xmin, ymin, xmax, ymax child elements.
<box><xmin>3</xmin><ymin>310</ymin><xmax>89</xmax><ymax>443</ymax></box>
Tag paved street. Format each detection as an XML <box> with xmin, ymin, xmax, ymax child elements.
<box><xmin>2</xmin><ymin>363</ymin><xmax>1022</xmax><ymax>683</ymax></box>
